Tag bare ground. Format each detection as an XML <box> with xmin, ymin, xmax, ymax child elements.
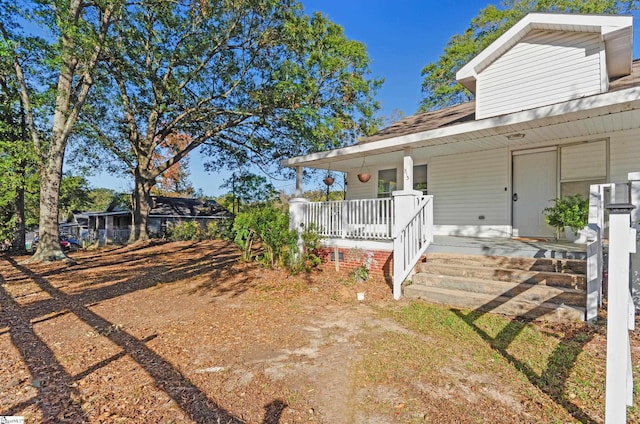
<box><xmin>0</xmin><ymin>240</ymin><xmax>637</xmax><ymax>423</ymax></box>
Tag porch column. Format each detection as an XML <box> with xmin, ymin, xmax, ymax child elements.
<box><xmin>295</xmin><ymin>166</ymin><xmax>303</xmax><ymax>197</ymax></box>
<box><xmin>289</xmin><ymin>197</ymin><xmax>309</xmax><ymax>258</ymax></box>
<box><xmin>403</xmin><ymin>147</ymin><xmax>414</xmax><ymax>191</ymax></box>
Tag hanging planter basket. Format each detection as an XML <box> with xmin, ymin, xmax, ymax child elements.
<box><xmin>357</xmin><ymin>156</ymin><xmax>371</xmax><ymax>183</ymax></box>
<box><xmin>323</xmin><ymin>176</ymin><xmax>335</xmax><ymax>186</ymax></box>
<box><xmin>357</xmin><ymin>173</ymin><xmax>371</xmax><ymax>183</ymax></box>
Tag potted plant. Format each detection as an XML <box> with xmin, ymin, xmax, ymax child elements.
<box><xmin>543</xmin><ymin>194</ymin><xmax>589</xmax><ymax>242</ymax></box>
<box><xmin>351</xmin><ymin>264</ymin><xmax>369</xmax><ymax>300</ymax></box>
<box><xmin>347</xmin><ymin>248</ymin><xmax>376</xmax><ymax>300</ymax></box>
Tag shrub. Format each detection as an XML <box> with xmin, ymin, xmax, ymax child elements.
<box><xmin>232</xmin><ymin>204</ymin><xmax>321</xmax><ymax>272</ymax></box>
<box><xmin>167</xmin><ymin>220</ymin><xmax>203</xmax><ymax>241</ymax></box>
<box><xmin>204</xmin><ymin>219</ymin><xmax>234</xmax><ymax>240</ymax></box>
<box><xmin>287</xmin><ymin>224</ymin><xmax>323</xmax><ymax>274</ymax></box>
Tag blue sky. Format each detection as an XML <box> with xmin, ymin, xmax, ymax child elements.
<box><xmin>87</xmin><ymin>2</ymin><xmax>640</xmax><ymax>197</ymax></box>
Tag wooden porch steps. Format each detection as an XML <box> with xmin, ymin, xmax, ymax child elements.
<box><xmin>403</xmin><ymin>252</ymin><xmax>586</xmax><ymax>322</ymax></box>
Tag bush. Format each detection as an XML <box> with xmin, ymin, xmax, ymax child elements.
<box><xmin>232</xmin><ymin>204</ymin><xmax>322</xmax><ymax>272</ymax></box>
<box><xmin>204</xmin><ymin>219</ymin><xmax>234</xmax><ymax>240</ymax></box>
<box><xmin>287</xmin><ymin>224</ymin><xmax>323</xmax><ymax>274</ymax></box>
<box><xmin>167</xmin><ymin>220</ymin><xmax>203</xmax><ymax>241</ymax></box>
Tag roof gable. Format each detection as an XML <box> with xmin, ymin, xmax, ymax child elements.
<box><xmin>456</xmin><ymin>13</ymin><xmax>633</xmax><ymax>94</ymax></box>
<box><xmin>357</xmin><ymin>59</ymin><xmax>640</xmax><ymax>144</ymax></box>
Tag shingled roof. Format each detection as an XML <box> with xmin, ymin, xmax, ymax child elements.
<box><xmin>149</xmin><ymin>196</ymin><xmax>232</xmax><ymax>219</ymax></box>
<box><xmin>359</xmin><ymin>59</ymin><xmax>640</xmax><ymax>145</ymax></box>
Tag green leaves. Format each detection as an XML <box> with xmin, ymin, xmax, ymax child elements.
<box><xmin>419</xmin><ymin>0</ymin><xmax>637</xmax><ymax>111</ymax></box>
<box><xmin>543</xmin><ymin>194</ymin><xmax>589</xmax><ymax>234</ymax></box>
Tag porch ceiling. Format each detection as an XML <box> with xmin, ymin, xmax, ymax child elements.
<box><xmin>282</xmin><ymin>86</ymin><xmax>640</xmax><ymax>172</ymax></box>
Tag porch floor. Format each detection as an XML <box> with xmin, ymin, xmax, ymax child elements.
<box><xmin>427</xmin><ymin>235</ymin><xmax>588</xmax><ymax>260</ymax></box>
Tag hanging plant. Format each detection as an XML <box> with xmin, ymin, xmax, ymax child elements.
<box><xmin>357</xmin><ymin>156</ymin><xmax>371</xmax><ymax>182</ymax></box>
<box><xmin>323</xmin><ymin>175</ymin><xmax>334</xmax><ymax>186</ymax></box>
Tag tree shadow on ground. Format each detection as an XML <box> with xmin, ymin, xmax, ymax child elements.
<box><xmin>452</xmin><ymin>292</ymin><xmax>597</xmax><ymax>423</ymax></box>
<box><xmin>0</xmin><ymin>249</ymin><xmax>286</xmax><ymax>423</ymax></box>
<box><xmin>5</xmin><ymin>243</ymin><xmax>257</xmax><ymax>320</ymax></box>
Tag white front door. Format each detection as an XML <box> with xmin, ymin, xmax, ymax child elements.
<box><xmin>512</xmin><ymin>149</ymin><xmax>557</xmax><ymax>238</ymax></box>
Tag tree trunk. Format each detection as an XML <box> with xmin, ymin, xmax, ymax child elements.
<box><xmin>130</xmin><ymin>171</ymin><xmax>154</xmax><ymax>242</ymax></box>
<box><xmin>27</xmin><ymin>147</ymin><xmax>68</xmax><ymax>262</ymax></box>
<box><xmin>11</xmin><ymin>104</ymin><xmax>28</xmax><ymax>254</ymax></box>
<box><xmin>11</xmin><ymin>180</ymin><xmax>26</xmax><ymax>255</ymax></box>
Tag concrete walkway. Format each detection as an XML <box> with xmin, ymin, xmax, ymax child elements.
<box><xmin>427</xmin><ymin>235</ymin><xmax>588</xmax><ymax>260</ymax></box>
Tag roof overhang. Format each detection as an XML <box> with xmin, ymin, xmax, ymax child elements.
<box><xmin>456</xmin><ymin>13</ymin><xmax>633</xmax><ymax>94</ymax></box>
<box><xmin>281</xmin><ymin>86</ymin><xmax>640</xmax><ymax>172</ymax></box>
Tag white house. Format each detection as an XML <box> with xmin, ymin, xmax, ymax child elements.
<box><xmin>282</xmin><ymin>13</ymin><xmax>640</xmax><ymax>300</ymax></box>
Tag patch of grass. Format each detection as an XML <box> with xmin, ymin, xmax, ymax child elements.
<box><xmin>356</xmin><ymin>300</ymin><xmax>633</xmax><ymax>423</ymax></box>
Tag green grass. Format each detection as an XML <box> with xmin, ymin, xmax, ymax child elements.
<box><xmin>352</xmin><ymin>301</ymin><xmax>639</xmax><ymax>423</ymax></box>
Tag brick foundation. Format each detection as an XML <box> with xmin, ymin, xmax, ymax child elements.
<box><xmin>317</xmin><ymin>247</ymin><xmax>393</xmax><ymax>281</ymax></box>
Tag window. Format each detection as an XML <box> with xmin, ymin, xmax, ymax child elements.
<box><xmin>377</xmin><ymin>168</ymin><xmax>397</xmax><ymax>198</ymax></box>
<box><xmin>560</xmin><ymin>140</ymin><xmax>607</xmax><ymax>199</ymax></box>
<box><xmin>413</xmin><ymin>164</ymin><xmax>428</xmax><ymax>194</ymax></box>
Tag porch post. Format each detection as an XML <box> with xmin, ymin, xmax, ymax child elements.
<box><xmin>392</xmin><ymin>188</ymin><xmax>422</xmax><ymax>300</ymax></box>
<box><xmin>403</xmin><ymin>147</ymin><xmax>414</xmax><ymax>191</ymax></box>
<box><xmin>289</xmin><ymin>197</ymin><xmax>309</xmax><ymax>258</ymax></box>
<box><xmin>604</xmin><ymin>203</ymin><xmax>635</xmax><ymax>423</ymax></box>
<box><xmin>295</xmin><ymin>166</ymin><xmax>303</xmax><ymax>197</ymax></box>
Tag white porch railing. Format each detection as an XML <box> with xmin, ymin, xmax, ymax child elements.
<box><xmin>298</xmin><ymin>194</ymin><xmax>434</xmax><ymax>299</ymax></box>
<box><xmin>96</xmin><ymin>229</ymin><xmax>131</xmax><ymax>245</ymax></box>
<box><xmin>586</xmin><ymin>183</ymin><xmax>612</xmax><ymax>321</ymax></box>
<box><xmin>587</xmin><ymin>178</ymin><xmax>638</xmax><ymax>422</ymax></box>
<box><xmin>392</xmin><ymin>195</ymin><xmax>434</xmax><ymax>299</ymax></box>
<box><xmin>304</xmin><ymin>198</ymin><xmax>394</xmax><ymax>240</ymax></box>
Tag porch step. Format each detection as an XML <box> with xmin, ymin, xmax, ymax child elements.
<box><xmin>410</xmin><ymin>274</ymin><xmax>585</xmax><ymax>307</ymax></box>
<box><xmin>422</xmin><ymin>252</ymin><xmax>587</xmax><ymax>274</ymax></box>
<box><xmin>405</xmin><ymin>252</ymin><xmax>587</xmax><ymax>322</ymax></box>
<box><xmin>416</xmin><ymin>263</ymin><xmax>586</xmax><ymax>291</ymax></box>
<box><xmin>403</xmin><ymin>285</ymin><xmax>585</xmax><ymax>322</ymax></box>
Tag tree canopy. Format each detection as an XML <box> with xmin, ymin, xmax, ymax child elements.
<box><xmin>75</xmin><ymin>0</ymin><xmax>381</xmax><ymax>241</ymax></box>
<box><xmin>419</xmin><ymin>0</ymin><xmax>638</xmax><ymax>111</ymax></box>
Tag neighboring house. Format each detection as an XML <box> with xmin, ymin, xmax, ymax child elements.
<box><xmin>87</xmin><ymin>196</ymin><xmax>233</xmax><ymax>244</ymax></box>
<box><xmin>281</xmin><ymin>13</ymin><xmax>640</xmax><ymax>298</ymax></box>
<box><xmin>59</xmin><ymin>211</ymin><xmax>90</xmax><ymax>240</ymax></box>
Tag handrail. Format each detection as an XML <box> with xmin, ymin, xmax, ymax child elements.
<box><xmin>392</xmin><ymin>195</ymin><xmax>431</xmax><ymax>239</ymax></box>
<box><xmin>392</xmin><ymin>195</ymin><xmax>434</xmax><ymax>299</ymax></box>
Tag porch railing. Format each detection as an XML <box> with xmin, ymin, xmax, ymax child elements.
<box><xmin>304</xmin><ymin>198</ymin><xmax>394</xmax><ymax>240</ymax></box>
<box><xmin>393</xmin><ymin>195</ymin><xmax>434</xmax><ymax>299</ymax></box>
<box><xmin>586</xmin><ymin>183</ymin><xmax>612</xmax><ymax>321</ymax></box>
<box><xmin>95</xmin><ymin>229</ymin><xmax>131</xmax><ymax>245</ymax></box>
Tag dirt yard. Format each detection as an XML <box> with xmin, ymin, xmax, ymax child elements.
<box><xmin>0</xmin><ymin>240</ymin><xmax>638</xmax><ymax>423</ymax></box>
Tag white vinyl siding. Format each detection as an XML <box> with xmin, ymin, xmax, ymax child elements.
<box><xmin>610</xmin><ymin>130</ymin><xmax>640</xmax><ymax>182</ymax></box>
<box><xmin>560</xmin><ymin>140</ymin><xmax>607</xmax><ymax>181</ymax></box>
<box><xmin>476</xmin><ymin>30</ymin><xmax>604</xmax><ymax>119</ymax></box>
<box><xmin>345</xmin><ymin>171</ymin><xmax>375</xmax><ymax>200</ymax></box>
<box><xmin>429</xmin><ymin>148</ymin><xmax>509</xmax><ymax>236</ymax></box>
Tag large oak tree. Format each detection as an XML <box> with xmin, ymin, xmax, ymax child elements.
<box><xmin>419</xmin><ymin>0</ymin><xmax>637</xmax><ymax>111</ymax></box>
<box><xmin>0</xmin><ymin>0</ymin><xmax>122</xmax><ymax>261</ymax></box>
<box><xmin>78</xmin><ymin>0</ymin><xmax>381</xmax><ymax>241</ymax></box>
